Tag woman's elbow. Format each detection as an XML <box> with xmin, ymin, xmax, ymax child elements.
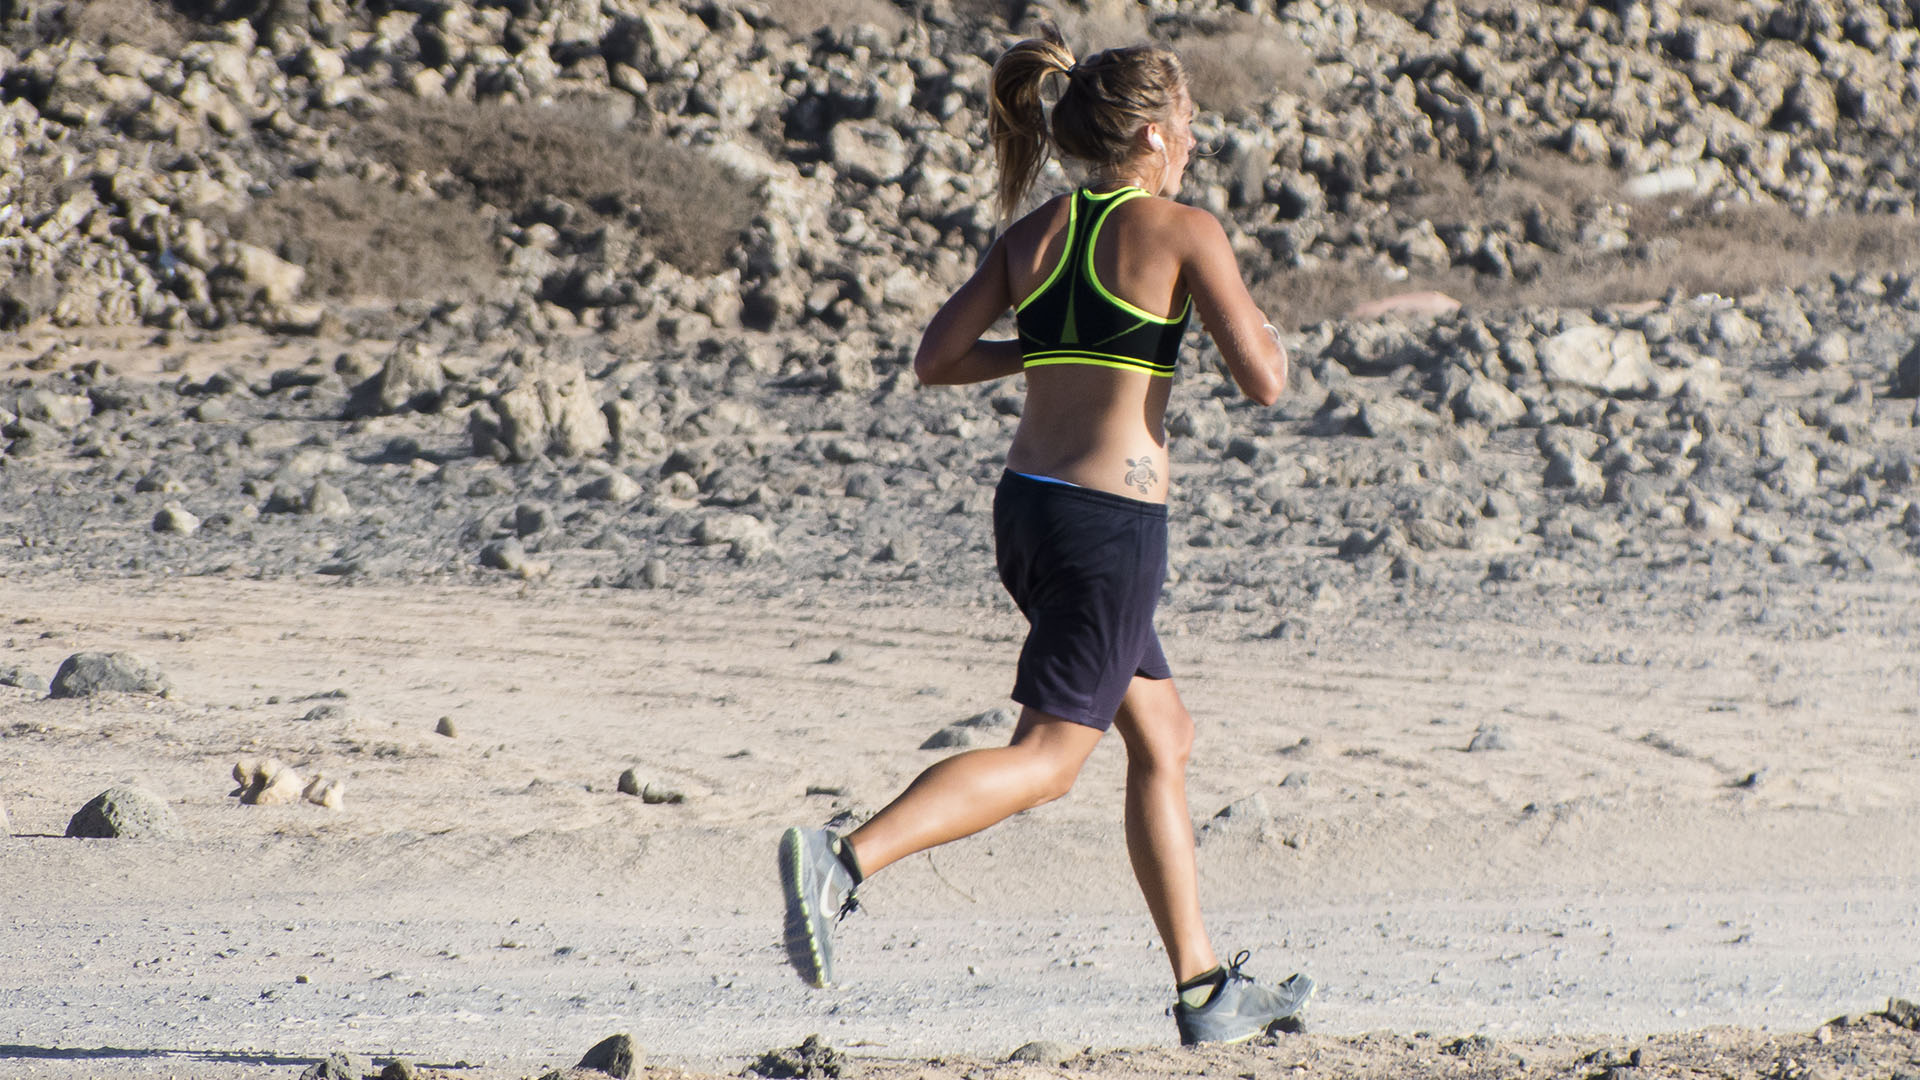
<box><xmin>912</xmin><ymin>347</ymin><xmax>945</xmax><ymax>386</ymax></box>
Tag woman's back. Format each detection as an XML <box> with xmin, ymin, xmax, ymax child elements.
<box><xmin>1001</xmin><ymin>188</ymin><xmax>1192</xmax><ymax>501</ymax></box>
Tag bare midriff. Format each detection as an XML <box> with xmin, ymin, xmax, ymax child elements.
<box><xmin>1003</xmin><ymin>364</ymin><xmax>1174</xmax><ymax>503</ymax></box>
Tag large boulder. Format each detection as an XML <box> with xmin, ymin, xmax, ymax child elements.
<box><xmin>49</xmin><ymin>652</ymin><xmax>172</xmax><ymax>698</ymax></box>
<box><xmin>66</xmin><ymin>786</ymin><xmax>182</xmax><ymax>840</ymax></box>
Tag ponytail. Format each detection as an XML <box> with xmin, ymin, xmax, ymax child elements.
<box><xmin>987</xmin><ymin>29</ymin><xmax>1190</xmax><ymax>223</ymax></box>
<box><xmin>988</xmin><ymin>30</ymin><xmax>1074</xmax><ymax>222</ymax></box>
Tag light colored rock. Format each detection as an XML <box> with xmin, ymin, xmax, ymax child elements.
<box><xmin>1456</xmin><ymin>376</ymin><xmax>1527</xmax><ymax>427</ymax></box>
<box><xmin>15</xmin><ymin>389</ymin><xmax>91</xmax><ymax>429</ymax></box>
<box><xmin>376</xmin><ymin>344</ymin><xmax>445</xmax><ymax>414</ymax></box>
<box><xmin>1540</xmin><ymin>326</ymin><xmax>1655</xmax><ymax>396</ymax></box>
<box><xmin>1466</xmin><ymin>725</ymin><xmax>1514</xmax><ymax>751</ymax></box>
<box><xmin>226</xmin><ymin>243</ymin><xmax>305</xmax><ymax>306</ymax></box>
<box><xmin>481</xmin><ymin>359</ymin><xmax>610</xmax><ymax>462</ymax></box>
<box><xmin>234</xmin><ymin>758</ymin><xmax>305</xmax><ymax>806</ymax></box>
<box><xmin>303</xmin><ymin>775</ymin><xmax>344</xmax><ymax>810</ymax></box>
<box><xmin>577</xmin><ymin>472</ymin><xmax>642</xmax><ymax>502</ymax></box>
<box><xmin>153</xmin><ymin>504</ymin><xmax>200</xmax><ymax>535</ymax></box>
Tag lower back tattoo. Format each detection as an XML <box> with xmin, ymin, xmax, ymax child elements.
<box><xmin>1123</xmin><ymin>456</ymin><xmax>1157</xmax><ymax>494</ymax></box>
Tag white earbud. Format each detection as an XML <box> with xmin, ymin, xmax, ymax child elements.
<box><xmin>1147</xmin><ymin>130</ymin><xmax>1165</xmax><ymax>151</ymax></box>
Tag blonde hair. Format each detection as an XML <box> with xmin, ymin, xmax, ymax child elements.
<box><xmin>987</xmin><ymin>28</ymin><xmax>1188</xmax><ymax>221</ymax></box>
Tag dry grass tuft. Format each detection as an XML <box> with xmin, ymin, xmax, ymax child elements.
<box><xmin>768</xmin><ymin>0</ymin><xmax>911</xmax><ymax>36</ymax></box>
<box><xmin>1257</xmin><ymin>146</ymin><xmax>1920</xmax><ymax>327</ymax></box>
<box><xmin>28</xmin><ymin>0</ymin><xmax>191</xmax><ymax>50</ymax></box>
<box><xmin>1173</xmin><ymin>15</ymin><xmax>1315</xmax><ymax>118</ymax></box>
<box><xmin>225</xmin><ymin>177</ymin><xmax>504</xmax><ymax>303</ymax></box>
<box><xmin>343</xmin><ymin>99</ymin><xmax>754</xmax><ymax>278</ymax></box>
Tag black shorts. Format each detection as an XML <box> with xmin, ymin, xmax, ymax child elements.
<box><xmin>993</xmin><ymin>470</ymin><xmax>1172</xmax><ymax>731</ymax></box>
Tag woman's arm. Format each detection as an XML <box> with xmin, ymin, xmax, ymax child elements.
<box><xmin>1174</xmin><ymin>207</ymin><xmax>1288</xmax><ymax>406</ymax></box>
<box><xmin>913</xmin><ymin>237</ymin><xmax>1026</xmax><ymax>387</ymax></box>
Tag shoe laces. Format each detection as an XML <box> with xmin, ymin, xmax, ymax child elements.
<box><xmin>1223</xmin><ymin>949</ymin><xmax>1255</xmax><ymax>983</ymax></box>
<box><xmin>835</xmin><ymin>893</ymin><xmax>861</xmax><ymax>922</ymax></box>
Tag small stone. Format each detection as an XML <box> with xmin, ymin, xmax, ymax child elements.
<box><xmin>1200</xmin><ymin>793</ymin><xmax>1273</xmax><ymax>844</ymax></box>
<box><xmin>479</xmin><ymin>539</ymin><xmax>528</xmax><ymax>572</ymax></box>
<box><xmin>378</xmin><ymin>1060</ymin><xmax>420</xmax><ymax>1080</ymax></box>
<box><xmin>640</xmin><ymin>783</ymin><xmax>686</xmax><ymax>805</ymax></box>
<box><xmin>577</xmin><ymin>1032</ymin><xmax>640</xmax><ymax>1078</ymax></box>
<box><xmin>1006</xmin><ymin>1040</ymin><xmax>1076</xmax><ymax>1065</ymax></box>
<box><xmin>305</xmin><ymin>479</ymin><xmax>352</xmax><ymax>518</ymax></box>
<box><xmin>298</xmin><ymin>1054</ymin><xmax>366</xmax><ymax>1080</ymax></box>
<box><xmin>1279</xmin><ymin>770</ymin><xmax>1310</xmax><ymax>788</ymax></box>
<box><xmin>152</xmin><ymin>503</ymin><xmax>200</xmax><ymax>535</ymax></box>
<box><xmin>1885</xmin><ymin>997</ymin><xmax>1920</xmax><ymax>1030</ymax></box>
<box><xmin>748</xmin><ymin>1034</ymin><xmax>845</xmax><ymax>1079</ymax></box>
<box><xmin>234</xmin><ymin>758</ymin><xmax>305</xmax><ymax>806</ymax></box>
<box><xmin>617</xmin><ymin>768</ymin><xmax>642</xmax><ymax>796</ymax></box>
<box><xmin>1794</xmin><ymin>333</ymin><xmax>1850</xmax><ymax>370</ymax></box>
<box><xmin>66</xmin><ymin>786</ymin><xmax>181</xmax><ymax>839</ymax></box>
<box><xmin>49</xmin><ymin>651</ymin><xmax>171</xmax><ymax>698</ymax></box>
<box><xmin>919</xmin><ymin>707</ymin><xmax>1017</xmax><ymax>750</ymax></box>
<box><xmin>0</xmin><ymin>663</ymin><xmax>50</xmax><ymax>694</ymax></box>
<box><xmin>577</xmin><ymin>472</ymin><xmax>642</xmax><ymax>502</ymax></box>
<box><xmin>434</xmin><ymin>716</ymin><xmax>458</xmax><ymax>738</ymax></box>
<box><xmin>303</xmin><ymin>775</ymin><xmax>345</xmax><ymax>810</ymax></box>
<box><xmin>1466</xmin><ymin>725</ymin><xmax>1513</xmax><ymax>751</ymax></box>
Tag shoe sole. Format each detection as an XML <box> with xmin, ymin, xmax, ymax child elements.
<box><xmin>778</xmin><ymin>827</ymin><xmax>830</xmax><ymax>988</ymax></box>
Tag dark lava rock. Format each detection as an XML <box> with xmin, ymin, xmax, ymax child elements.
<box><xmin>65</xmin><ymin>786</ymin><xmax>182</xmax><ymax>840</ymax></box>
<box><xmin>1006</xmin><ymin>1040</ymin><xmax>1077</xmax><ymax>1064</ymax></box>
<box><xmin>298</xmin><ymin>1053</ymin><xmax>367</xmax><ymax>1080</ymax></box>
<box><xmin>748</xmin><ymin>1035</ymin><xmax>847</xmax><ymax>1079</ymax></box>
<box><xmin>49</xmin><ymin>652</ymin><xmax>172</xmax><ymax>699</ymax></box>
<box><xmin>576</xmin><ymin>1032</ymin><xmax>639</xmax><ymax>1077</ymax></box>
<box><xmin>1895</xmin><ymin>341</ymin><xmax>1920</xmax><ymax>398</ymax></box>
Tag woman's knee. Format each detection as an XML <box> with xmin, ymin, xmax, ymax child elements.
<box><xmin>1127</xmin><ymin>705</ymin><xmax>1194</xmax><ymax>773</ymax></box>
<box><xmin>1026</xmin><ymin>751</ymin><xmax>1084</xmax><ymax>804</ymax></box>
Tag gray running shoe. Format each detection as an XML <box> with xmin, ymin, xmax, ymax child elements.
<box><xmin>778</xmin><ymin>826</ymin><xmax>859</xmax><ymax>988</ymax></box>
<box><xmin>1173</xmin><ymin>951</ymin><xmax>1314</xmax><ymax>1046</ymax></box>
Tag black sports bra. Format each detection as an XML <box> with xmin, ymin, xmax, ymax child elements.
<box><xmin>1014</xmin><ymin>186</ymin><xmax>1191</xmax><ymax>378</ymax></box>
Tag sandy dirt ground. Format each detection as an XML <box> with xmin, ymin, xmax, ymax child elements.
<box><xmin>2</xmin><ymin>574</ymin><xmax>1918</xmax><ymax>1079</ymax></box>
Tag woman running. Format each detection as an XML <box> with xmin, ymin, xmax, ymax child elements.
<box><xmin>780</xmin><ymin>28</ymin><xmax>1309</xmax><ymax>1046</ymax></box>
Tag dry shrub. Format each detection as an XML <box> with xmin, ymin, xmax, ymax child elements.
<box><xmin>43</xmin><ymin>0</ymin><xmax>189</xmax><ymax>49</ymax></box>
<box><xmin>1046</xmin><ymin>3</ymin><xmax>1153</xmax><ymax>52</ymax></box>
<box><xmin>1257</xmin><ymin>203</ymin><xmax>1920</xmax><ymax>328</ymax></box>
<box><xmin>768</xmin><ymin>0</ymin><xmax>910</xmax><ymax>35</ymax></box>
<box><xmin>1357</xmin><ymin>0</ymin><xmax>1430</xmax><ymax>21</ymax></box>
<box><xmin>344</xmin><ymin>99</ymin><xmax>753</xmax><ymax>277</ymax></box>
<box><xmin>1256</xmin><ymin>145</ymin><xmax>1920</xmax><ymax>325</ymax></box>
<box><xmin>226</xmin><ymin>177</ymin><xmax>502</xmax><ymax>302</ymax></box>
<box><xmin>1173</xmin><ymin>15</ymin><xmax>1315</xmax><ymax>118</ymax></box>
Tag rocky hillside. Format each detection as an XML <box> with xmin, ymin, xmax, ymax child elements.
<box><xmin>2</xmin><ymin>0</ymin><xmax>1919</xmax><ymax>623</ymax></box>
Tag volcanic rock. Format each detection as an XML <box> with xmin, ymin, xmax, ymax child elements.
<box><xmin>49</xmin><ymin>652</ymin><xmax>172</xmax><ymax>698</ymax></box>
<box><xmin>66</xmin><ymin>786</ymin><xmax>181</xmax><ymax>839</ymax></box>
<box><xmin>576</xmin><ymin>1032</ymin><xmax>640</xmax><ymax>1078</ymax></box>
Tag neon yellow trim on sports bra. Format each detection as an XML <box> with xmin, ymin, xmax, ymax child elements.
<box><xmin>1082</xmin><ymin>188</ymin><xmax>1190</xmax><ymax>326</ymax></box>
<box><xmin>1024</xmin><ymin>355</ymin><xmax>1175</xmax><ymax>378</ymax></box>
